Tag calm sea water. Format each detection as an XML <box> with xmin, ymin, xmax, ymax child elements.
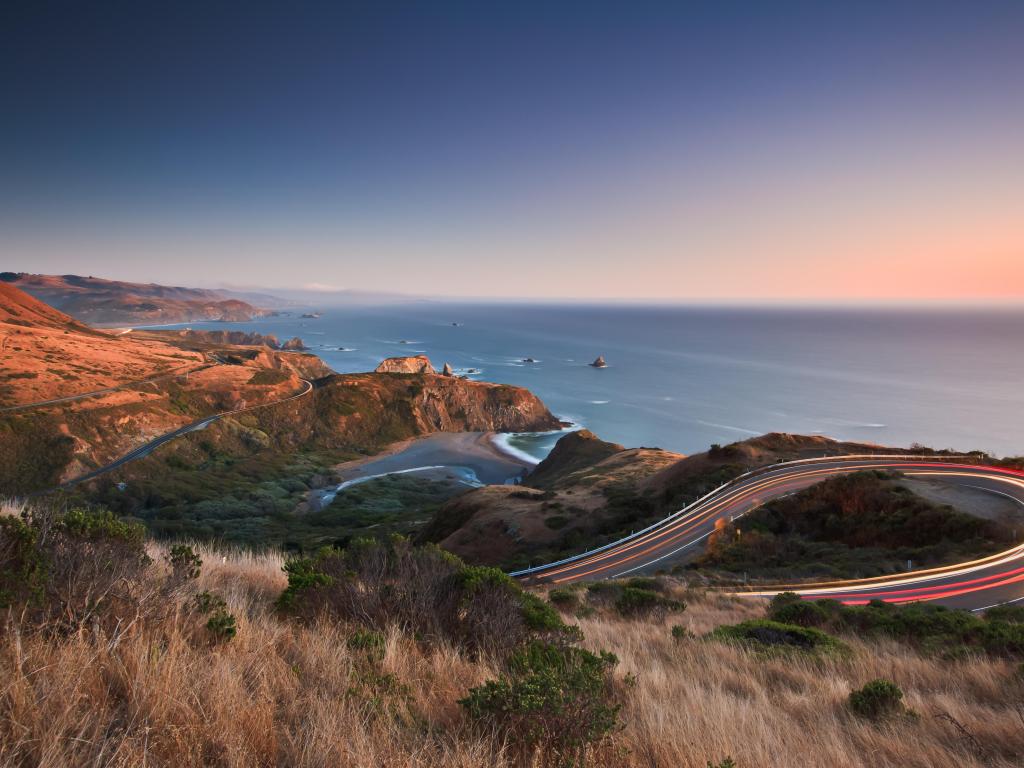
<box><xmin>168</xmin><ymin>304</ymin><xmax>1024</xmax><ymax>460</ymax></box>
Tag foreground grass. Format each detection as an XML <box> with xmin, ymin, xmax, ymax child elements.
<box><xmin>2</xmin><ymin>516</ymin><xmax>1024</xmax><ymax>766</ymax></box>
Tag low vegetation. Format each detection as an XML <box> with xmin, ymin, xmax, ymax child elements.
<box><xmin>767</xmin><ymin>591</ymin><xmax>1024</xmax><ymax>657</ymax></box>
<box><xmin>696</xmin><ymin>471</ymin><xmax>1012</xmax><ymax>579</ymax></box>
<box><xmin>848</xmin><ymin>678</ymin><xmax>909</xmax><ymax>720</ymax></box>
<box><xmin>709</xmin><ymin>618</ymin><xmax>847</xmax><ymax>656</ymax></box>
<box><xmin>4</xmin><ymin>500</ymin><xmax>1024</xmax><ymax>767</ymax></box>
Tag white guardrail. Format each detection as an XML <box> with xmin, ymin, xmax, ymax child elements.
<box><xmin>508</xmin><ymin>453</ymin><xmax>976</xmax><ymax>578</ymax></box>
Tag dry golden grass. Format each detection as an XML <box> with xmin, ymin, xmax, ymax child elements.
<box><xmin>2</xmin><ymin>527</ymin><xmax>1023</xmax><ymax>767</ymax></box>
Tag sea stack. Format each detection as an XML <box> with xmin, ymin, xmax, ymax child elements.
<box><xmin>281</xmin><ymin>337</ymin><xmax>307</xmax><ymax>351</ymax></box>
<box><xmin>590</xmin><ymin>356</ymin><xmax>607</xmax><ymax>368</ymax></box>
<box><xmin>442</xmin><ymin>362</ymin><xmax>454</xmax><ymax>376</ymax></box>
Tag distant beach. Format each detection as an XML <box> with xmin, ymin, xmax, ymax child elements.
<box><xmin>312</xmin><ymin>431</ymin><xmax>538</xmax><ymax>507</ymax></box>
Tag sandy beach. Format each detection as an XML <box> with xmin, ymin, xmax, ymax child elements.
<box><xmin>332</xmin><ymin>432</ymin><xmax>532</xmax><ymax>484</ymax></box>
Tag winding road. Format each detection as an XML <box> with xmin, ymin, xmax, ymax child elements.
<box><xmin>513</xmin><ymin>456</ymin><xmax>1024</xmax><ymax>611</ymax></box>
<box><xmin>0</xmin><ymin>361</ymin><xmax>217</xmax><ymax>414</ymax></box>
<box><xmin>50</xmin><ymin>378</ymin><xmax>314</xmax><ymax>491</ymax></box>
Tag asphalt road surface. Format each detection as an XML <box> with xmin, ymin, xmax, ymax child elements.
<box><xmin>514</xmin><ymin>457</ymin><xmax>1024</xmax><ymax>611</ymax></box>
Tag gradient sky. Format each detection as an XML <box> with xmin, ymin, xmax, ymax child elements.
<box><xmin>2</xmin><ymin>1</ymin><xmax>1022</xmax><ymax>301</ymax></box>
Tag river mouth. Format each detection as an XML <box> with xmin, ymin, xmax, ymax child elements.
<box><xmin>309</xmin><ymin>431</ymin><xmax>539</xmax><ymax>510</ymax></box>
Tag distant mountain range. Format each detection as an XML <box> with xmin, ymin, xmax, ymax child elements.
<box><xmin>1</xmin><ymin>272</ymin><xmax>277</xmax><ymax>325</ymax></box>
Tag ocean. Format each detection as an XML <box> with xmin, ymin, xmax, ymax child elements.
<box><xmin>164</xmin><ymin>303</ymin><xmax>1024</xmax><ymax>461</ymax></box>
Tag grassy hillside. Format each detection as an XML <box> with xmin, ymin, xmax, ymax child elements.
<box><xmin>695</xmin><ymin>471</ymin><xmax>1013</xmax><ymax>579</ymax></box>
<box><xmin>3</xmin><ymin>500</ymin><xmax>1024</xmax><ymax>767</ymax></box>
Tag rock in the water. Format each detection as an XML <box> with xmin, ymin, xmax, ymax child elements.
<box><xmin>442</xmin><ymin>362</ymin><xmax>454</xmax><ymax>376</ymax></box>
<box><xmin>523</xmin><ymin>357</ymin><xmax>537</xmax><ymax>363</ymax></box>
<box><xmin>375</xmin><ymin>355</ymin><xmax>436</xmax><ymax>374</ymax></box>
<box><xmin>590</xmin><ymin>356</ymin><xmax>607</xmax><ymax>368</ymax></box>
<box><xmin>282</xmin><ymin>337</ymin><xmax>307</xmax><ymax>351</ymax></box>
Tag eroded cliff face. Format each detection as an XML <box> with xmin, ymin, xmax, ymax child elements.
<box><xmin>374</xmin><ymin>355</ymin><xmax>435</xmax><ymax>374</ymax></box>
<box><xmin>252</xmin><ymin>371</ymin><xmax>561</xmax><ymax>453</ymax></box>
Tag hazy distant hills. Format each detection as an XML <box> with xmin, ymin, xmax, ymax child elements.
<box><xmin>1</xmin><ymin>272</ymin><xmax>278</xmax><ymax>325</ymax></box>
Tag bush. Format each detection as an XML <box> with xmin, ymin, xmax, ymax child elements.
<box><xmin>710</xmin><ymin>619</ymin><xmax>845</xmax><ymax>654</ymax></box>
<box><xmin>984</xmin><ymin>604</ymin><xmax>1024</xmax><ymax>624</ymax></box>
<box><xmin>278</xmin><ymin>537</ymin><xmax>576</xmax><ymax>658</ymax></box>
<box><xmin>548</xmin><ymin>587</ymin><xmax>579</xmax><ymax>609</ymax></box>
<box><xmin>205</xmin><ymin>609</ymin><xmax>237</xmax><ymax>641</ymax></box>
<box><xmin>614</xmin><ymin>586</ymin><xmax>685</xmax><ymax>618</ymax></box>
<box><xmin>671</xmin><ymin>624</ymin><xmax>694</xmax><ymax>641</ymax></box>
<box><xmin>167</xmin><ymin>544</ymin><xmax>202</xmax><ymax>582</ymax></box>
<box><xmin>767</xmin><ymin>592</ymin><xmax>833</xmax><ymax>627</ymax></box>
<box><xmin>0</xmin><ymin>513</ymin><xmax>46</xmax><ymax>609</ymax></box>
<box><xmin>0</xmin><ymin>505</ymin><xmax>152</xmax><ymax>634</ymax></box>
<box><xmin>769</xmin><ymin>598</ymin><xmax>1024</xmax><ymax>658</ymax></box>
<box><xmin>848</xmin><ymin>679</ymin><xmax>905</xmax><ymax>719</ymax></box>
<box><xmin>194</xmin><ymin>590</ymin><xmax>226</xmax><ymax>615</ymax></box>
<box><xmin>193</xmin><ymin>590</ymin><xmax>236</xmax><ymax>642</ymax></box>
<box><xmin>460</xmin><ymin>641</ymin><xmax>620</xmax><ymax>764</ymax></box>
<box><xmin>347</xmin><ymin>628</ymin><xmax>386</xmax><ymax>660</ymax></box>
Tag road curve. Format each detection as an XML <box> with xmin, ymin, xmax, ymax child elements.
<box><xmin>513</xmin><ymin>456</ymin><xmax>1024</xmax><ymax>611</ymax></box>
<box><xmin>0</xmin><ymin>361</ymin><xmax>217</xmax><ymax>414</ymax></box>
<box><xmin>47</xmin><ymin>378</ymin><xmax>314</xmax><ymax>492</ymax></box>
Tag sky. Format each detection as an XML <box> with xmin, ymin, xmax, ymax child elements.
<box><xmin>1</xmin><ymin>1</ymin><xmax>1022</xmax><ymax>302</ymax></box>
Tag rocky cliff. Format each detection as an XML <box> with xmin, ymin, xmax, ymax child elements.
<box><xmin>249</xmin><ymin>370</ymin><xmax>561</xmax><ymax>455</ymax></box>
<box><xmin>374</xmin><ymin>355</ymin><xmax>436</xmax><ymax>374</ymax></box>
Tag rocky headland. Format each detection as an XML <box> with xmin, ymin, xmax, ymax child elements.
<box><xmin>2</xmin><ymin>272</ymin><xmax>274</xmax><ymax>324</ymax></box>
<box><xmin>374</xmin><ymin>354</ymin><xmax>436</xmax><ymax>374</ymax></box>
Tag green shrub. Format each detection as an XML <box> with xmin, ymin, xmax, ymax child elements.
<box><xmin>460</xmin><ymin>641</ymin><xmax>620</xmax><ymax>764</ymax></box>
<box><xmin>0</xmin><ymin>506</ymin><xmax>151</xmax><ymax>634</ymax></box>
<box><xmin>765</xmin><ymin>595</ymin><xmax>1024</xmax><ymax>658</ymax></box>
<box><xmin>708</xmin><ymin>759</ymin><xmax>737</xmax><ymax>768</ymax></box>
<box><xmin>848</xmin><ymin>679</ymin><xmax>905</xmax><ymax>719</ymax></box>
<box><xmin>348</xmin><ymin>628</ymin><xmax>386</xmax><ymax>659</ymax></box>
<box><xmin>615</xmin><ymin>586</ymin><xmax>685</xmax><ymax>618</ymax></box>
<box><xmin>671</xmin><ymin>624</ymin><xmax>694</xmax><ymax>641</ymax></box>
<box><xmin>277</xmin><ymin>554</ymin><xmax>334</xmax><ymax>608</ymax></box>
<box><xmin>193</xmin><ymin>590</ymin><xmax>235</xmax><ymax>641</ymax></box>
<box><xmin>194</xmin><ymin>590</ymin><xmax>227</xmax><ymax>614</ymax></box>
<box><xmin>767</xmin><ymin>593</ymin><xmax>834</xmax><ymax>627</ymax></box>
<box><xmin>544</xmin><ymin>515</ymin><xmax>569</xmax><ymax>530</ymax></box>
<box><xmin>278</xmin><ymin>538</ymin><xmax>575</xmax><ymax>658</ymax></box>
<box><xmin>205</xmin><ymin>608</ymin><xmax>237</xmax><ymax>641</ymax></box>
<box><xmin>984</xmin><ymin>604</ymin><xmax>1024</xmax><ymax>624</ymax></box>
<box><xmin>0</xmin><ymin>513</ymin><xmax>46</xmax><ymax>609</ymax></box>
<box><xmin>710</xmin><ymin>619</ymin><xmax>845</xmax><ymax>654</ymax></box>
<box><xmin>167</xmin><ymin>544</ymin><xmax>202</xmax><ymax>581</ymax></box>
<box><xmin>548</xmin><ymin>587</ymin><xmax>579</xmax><ymax>609</ymax></box>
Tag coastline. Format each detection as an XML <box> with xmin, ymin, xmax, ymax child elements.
<box><xmin>331</xmin><ymin>431</ymin><xmax>533</xmax><ymax>480</ymax></box>
<box><xmin>309</xmin><ymin>431</ymin><xmax>540</xmax><ymax>509</ymax></box>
